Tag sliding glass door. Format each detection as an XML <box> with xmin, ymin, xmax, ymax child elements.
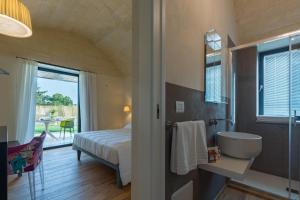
<box><xmin>35</xmin><ymin>64</ymin><xmax>80</xmax><ymax>148</ymax></box>
<box><xmin>256</xmin><ymin>35</ymin><xmax>300</xmax><ymax>199</ymax></box>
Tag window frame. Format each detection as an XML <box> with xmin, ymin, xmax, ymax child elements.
<box><xmin>37</xmin><ymin>64</ymin><xmax>81</xmax><ymax>142</ymax></box>
<box><xmin>258</xmin><ymin>46</ymin><xmax>289</xmax><ymax>117</ymax></box>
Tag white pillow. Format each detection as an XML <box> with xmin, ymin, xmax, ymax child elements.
<box><xmin>123</xmin><ymin>123</ymin><xmax>132</xmax><ymax>129</ymax></box>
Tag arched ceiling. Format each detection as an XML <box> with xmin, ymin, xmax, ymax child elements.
<box><xmin>23</xmin><ymin>0</ymin><xmax>132</xmax><ymax>76</ymax></box>
<box><xmin>233</xmin><ymin>0</ymin><xmax>300</xmax><ymax>44</ymax></box>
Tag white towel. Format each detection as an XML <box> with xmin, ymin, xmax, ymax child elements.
<box><xmin>171</xmin><ymin>121</ymin><xmax>208</xmax><ymax>175</ymax></box>
<box><xmin>192</xmin><ymin>121</ymin><xmax>208</xmax><ymax>165</ymax></box>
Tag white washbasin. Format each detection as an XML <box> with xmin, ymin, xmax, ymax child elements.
<box><xmin>217</xmin><ymin>132</ymin><xmax>262</xmax><ymax>159</ymax></box>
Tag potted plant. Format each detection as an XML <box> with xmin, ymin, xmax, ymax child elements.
<box><xmin>49</xmin><ymin>109</ymin><xmax>56</xmax><ymax>120</ymax></box>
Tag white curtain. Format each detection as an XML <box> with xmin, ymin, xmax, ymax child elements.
<box><xmin>79</xmin><ymin>71</ymin><xmax>98</xmax><ymax>132</ymax></box>
<box><xmin>15</xmin><ymin>59</ymin><xmax>38</xmax><ymax>144</ymax></box>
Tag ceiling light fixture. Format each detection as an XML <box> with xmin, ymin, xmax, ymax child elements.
<box><xmin>0</xmin><ymin>0</ymin><xmax>32</xmax><ymax>38</ymax></box>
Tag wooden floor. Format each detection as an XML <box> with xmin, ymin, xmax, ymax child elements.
<box><xmin>217</xmin><ymin>186</ymin><xmax>268</xmax><ymax>200</ymax></box>
<box><xmin>8</xmin><ymin>147</ymin><xmax>131</xmax><ymax>200</ymax></box>
<box><xmin>217</xmin><ymin>185</ymin><xmax>286</xmax><ymax>200</ymax></box>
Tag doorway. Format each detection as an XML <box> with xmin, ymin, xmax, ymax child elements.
<box><xmin>34</xmin><ymin>64</ymin><xmax>80</xmax><ymax>148</ymax></box>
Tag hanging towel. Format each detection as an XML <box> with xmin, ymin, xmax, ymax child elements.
<box><xmin>192</xmin><ymin>121</ymin><xmax>208</xmax><ymax>165</ymax></box>
<box><xmin>171</xmin><ymin>121</ymin><xmax>208</xmax><ymax>175</ymax></box>
<box><xmin>171</xmin><ymin>121</ymin><xmax>196</xmax><ymax>175</ymax></box>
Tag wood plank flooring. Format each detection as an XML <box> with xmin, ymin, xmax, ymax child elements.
<box><xmin>217</xmin><ymin>185</ymin><xmax>286</xmax><ymax>200</ymax></box>
<box><xmin>217</xmin><ymin>186</ymin><xmax>265</xmax><ymax>200</ymax></box>
<box><xmin>9</xmin><ymin>146</ymin><xmax>286</xmax><ymax>200</ymax></box>
<box><xmin>8</xmin><ymin>147</ymin><xmax>131</xmax><ymax>200</ymax></box>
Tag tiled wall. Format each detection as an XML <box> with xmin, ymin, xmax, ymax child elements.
<box><xmin>165</xmin><ymin>82</ymin><xmax>230</xmax><ymax>200</ymax></box>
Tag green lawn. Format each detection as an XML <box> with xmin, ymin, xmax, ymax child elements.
<box><xmin>35</xmin><ymin>123</ymin><xmax>78</xmax><ymax>135</ymax></box>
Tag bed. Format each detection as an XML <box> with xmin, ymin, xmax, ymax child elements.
<box><xmin>72</xmin><ymin>125</ymin><xmax>131</xmax><ymax>188</ymax></box>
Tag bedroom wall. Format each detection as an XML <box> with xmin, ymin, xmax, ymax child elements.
<box><xmin>0</xmin><ymin>28</ymin><xmax>129</xmax><ymax>141</ymax></box>
<box><xmin>165</xmin><ymin>0</ymin><xmax>238</xmax><ymax>199</ymax></box>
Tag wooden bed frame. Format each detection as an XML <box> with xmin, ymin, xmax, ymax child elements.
<box><xmin>73</xmin><ymin>145</ymin><xmax>123</xmax><ymax>188</ymax></box>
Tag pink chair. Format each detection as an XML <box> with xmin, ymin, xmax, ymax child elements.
<box><xmin>7</xmin><ymin>132</ymin><xmax>46</xmax><ymax>200</ymax></box>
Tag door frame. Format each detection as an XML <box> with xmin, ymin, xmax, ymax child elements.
<box><xmin>132</xmin><ymin>0</ymin><xmax>166</xmax><ymax>199</ymax></box>
<box><xmin>36</xmin><ymin>65</ymin><xmax>81</xmax><ymax>149</ymax></box>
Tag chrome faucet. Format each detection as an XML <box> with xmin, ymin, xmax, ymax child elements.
<box><xmin>208</xmin><ymin>118</ymin><xmax>234</xmax><ymax>126</ymax></box>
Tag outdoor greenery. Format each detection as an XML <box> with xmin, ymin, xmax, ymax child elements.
<box><xmin>34</xmin><ymin>123</ymin><xmax>78</xmax><ymax>135</ymax></box>
<box><xmin>35</xmin><ymin>88</ymin><xmax>78</xmax><ymax>137</ymax></box>
<box><xmin>35</xmin><ymin>123</ymin><xmax>61</xmax><ymax>134</ymax></box>
<box><xmin>36</xmin><ymin>87</ymin><xmax>73</xmax><ymax>106</ymax></box>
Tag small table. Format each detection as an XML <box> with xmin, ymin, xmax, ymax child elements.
<box><xmin>40</xmin><ymin>120</ymin><xmax>58</xmax><ymax>140</ymax></box>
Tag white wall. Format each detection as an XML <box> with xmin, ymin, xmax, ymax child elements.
<box><xmin>98</xmin><ymin>75</ymin><xmax>131</xmax><ymax>129</ymax></box>
<box><xmin>0</xmin><ymin>28</ymin><xmax>130</xmax><ymax>141</ymax></box>
<box><xmin>166</xmin><ymin>0</ymin><xmax>238</xmax><ymax>91</ymax></box>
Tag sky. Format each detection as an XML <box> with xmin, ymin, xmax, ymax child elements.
<box><xmin>37</xmin><ymin>78</ymin><xmax>78</xmax><ymax>104</ymax></box>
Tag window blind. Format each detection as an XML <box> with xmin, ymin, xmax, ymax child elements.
<box><xmin>206</xmin><ymin>65</ymin><xmax>222</xmax><ymax>103</ymax></box>
<box><xmin>292</xmin><ymin>51</ymin><xmax>300</xmax><ymax>116</ymax></box>
<box><xmin>262</xmin><ymin>50</ymin><xmax>300</xmax><ymax>116</ymax></box>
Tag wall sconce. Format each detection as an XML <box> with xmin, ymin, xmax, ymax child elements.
<box><xmin>123</xmin><ymin>105</ymin><xmax>131</xmax><ymax>113</ymax></box>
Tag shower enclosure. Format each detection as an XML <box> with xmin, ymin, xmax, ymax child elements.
<box><xmin>289</xmin><ymin>35</ymin><xmax>300</xmax><ymax>199</ymax></box>
<box><xmin>230</xmin><ymin>32</ymin><xmax>300</xmax><ymax>199</ymax></box>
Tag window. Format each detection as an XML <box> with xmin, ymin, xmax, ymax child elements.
<box><xmin>205</xmin><ymin>64</ymin><xmax>222</xmax><ymax>103</ymax></box>
<box><xmin>259</xmin><ymin>47</ymin><xmax>300</xmax><ymax>117</ymax></box>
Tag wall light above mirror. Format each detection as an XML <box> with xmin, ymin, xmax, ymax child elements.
<box><xmin>206</xmin><ymin>30</ymin><xmax>222</xmax><ymax>51</ymax></box>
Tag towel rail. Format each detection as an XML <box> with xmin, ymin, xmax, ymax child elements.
<box><xmin>166</xmin><ymin>121</ymin><xmax>178</xmax><ymax>128</ymax></box>
<box><xmin>167</xmin><ymin>119</ymin><xmax>230</xmax><ymax>128</ymax></box>
<box><xmin>166</xmin><ymin>120</ymin><xmax>205</xmax><ymax>128</ymax></box>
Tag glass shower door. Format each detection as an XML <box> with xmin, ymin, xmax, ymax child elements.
<box><xmin>289</xmin><ymin>35</ymin><xmax>300</xmax><ymax>200</ymax></box>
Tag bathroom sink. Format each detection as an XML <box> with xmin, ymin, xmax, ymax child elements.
<box><xmin>217</xmin><ymin>132</ymin><xmax>262</xmax><ymax>159</ymax></box>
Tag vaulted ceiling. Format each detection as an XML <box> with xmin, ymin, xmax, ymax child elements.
<box><xmin>233</xmin><ymin>0</ymin><xmax>300</xmax><ymax>44</ymax></box>
<box><xmin>23</xmin><ymin>0</ymin><xmax>132</xmax><ymax>76</ymax></box>
<box><xmin>24</xmin><ymin>0</ymin><xmax>300</xmax><ymax>75</ymax></box>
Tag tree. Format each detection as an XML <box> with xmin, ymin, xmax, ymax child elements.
<box><xmin>51</xmin><ymin>93</ymin><xmax>73</xmax><ymax>106</ymax></box>
<box><xmin>36</xmin><ymin>88</ymin><xmax>73</xmax><ymax>106</ymax></box>
<box><xmin>36</xmin><ymin>87</ymin><xmax>48</xmax><ymax>105</ymax></box>
<box><xmin>63</xmin><ymin>96</ymin><xmax>73</xmax><ymax>106</ymax></box>
<box><xmin>51</xmin><ymin>93</ymin><xmax>65</xmax><ymax>105</ymax></box>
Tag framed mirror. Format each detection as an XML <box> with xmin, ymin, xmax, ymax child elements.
<box><xmin>204</xmin><ymin>29</ymin><xmax>227</xmax><ymax>104</ymax></box>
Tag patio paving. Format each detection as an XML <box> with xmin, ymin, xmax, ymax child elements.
<box><xmin>38</xmin><ymin>131</ymin><xmax>77</xmax><ymax>148</ymax></box>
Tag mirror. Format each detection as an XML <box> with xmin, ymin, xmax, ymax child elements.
<box><xmin>204</xmin><ymin>29</ymin><xmax>226</xmax><ymax>104</ymax></box>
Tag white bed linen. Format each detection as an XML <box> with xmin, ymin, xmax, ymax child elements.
<box><xmin>73</xmin><ymin>128</ymin><xmax>131</xmax><ymax>185</ymax></box>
